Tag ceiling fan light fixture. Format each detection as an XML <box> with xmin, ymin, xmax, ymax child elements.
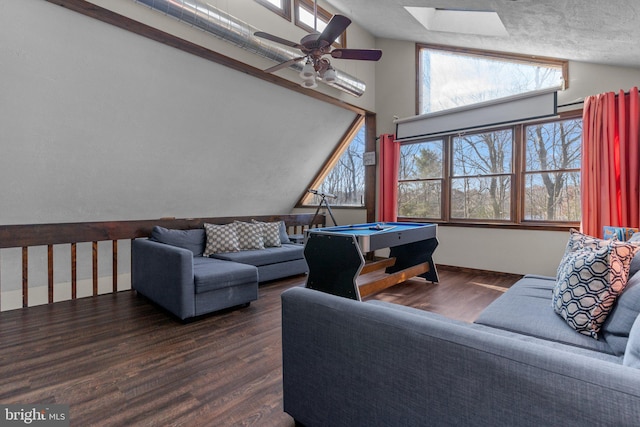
<box><xmin>300</xmin><ymin>60</ymin><xmax>316</xmax><ymax>79</ymax></box>
<box><xmin>300</xmin><ymin>76</ymin><xmax>318</xmax><ymax>89</ymax></box>
<box><xmin>323</xmin><ymin>66</ymin><xmax>337</xmax><ymax>83</ymax></box>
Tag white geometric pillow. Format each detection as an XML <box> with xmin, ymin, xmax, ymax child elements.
<box><xmin>234</xmin><ymin>221</ymin><xmax>264</xmax><ymax>250</ymax></box>
<box><xmin>252</xmin><ymin>220</ymin><xmax>282</xmax><ymax>248</ymax></box>
<box><xmin>203</xmin><ymin>223</ymin><xmax>240</xmax><ymax>256</ymax></box>
<box><xmin>553</xmin><ymin>239</ymin><xmax>640</xmax><ymax>338</ymax></box>
<box><xmin>564</xmin><ymin>228</ymin><xmax>613</xmax><ymax>253</ymax></box>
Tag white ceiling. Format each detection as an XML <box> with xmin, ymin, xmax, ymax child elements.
<box><xmin>324</xmin><ymin>0</ymin><xmax>640</xmax><ymax>69</ymax></box>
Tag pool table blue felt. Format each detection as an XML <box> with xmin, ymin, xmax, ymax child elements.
<box><xmin>313</xmin><ymin>222</ymin><xmax>430</xmax><ymax>235</ymax></box>
<box><xmin>308</xmin><ymin>222</ymin><xmax>437</xmax><ymax>254</ymax></box>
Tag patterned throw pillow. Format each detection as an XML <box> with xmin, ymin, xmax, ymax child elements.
<box><xmin>203</xmin><ymin>223</ymin><xmax>240</xmax><ymax>255</ymax></box>
<box><xmin>234</xmin><ymin>221</ymin><xmax>264</xmax><ymax>250</ymax></box>
<box><xmin>252</xmin><ymin>220</ymin><xmax>282</xmax><ymax>248</ymax></box>
<box><xmin>564</xmin><ymin>228</ymin><xmax>613</xmax><ymax>253</ymax></box>
<box><xmin>553</xmin><ymin>237</ymin><xmax>640</xmax><ymax>339</ymax></box>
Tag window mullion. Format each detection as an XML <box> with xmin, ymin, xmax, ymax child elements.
<box><xmin>443</xmin><ymin>135</ymin><xmax>452</xmax><ymax>221</ymax></box>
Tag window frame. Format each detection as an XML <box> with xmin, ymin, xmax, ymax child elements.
<box><xmin>397</xmin><ymin>139</ymin><xmax>446</xmax><ymax>221</ymax></box>
<box><xmin>294</xmin><ymin>0</ymin><xmax>347</xmax><ymax>48</ymax></box>
<box><xmin>396</xmin><ymin>111</ymin><xmax>583</xmax><ymax>230</ymax></box>
<box><xmin>519</xmin><ymin>111</ymin><xmax>583</xmax><ymax>226</ymax></box>
<box><xmin>449</xmin><ymin>127</ymin><xmax>516</xmax><ymax>223</ymax></box>
<box><xmin>254</xmin><ymin>0</ymin><xmax>292</xmax><ymax>21</ymax></box>
<box><xmin>415</xmin><ymin>43</ymin><xmax>569</xmax><ymax>116</ymax></box>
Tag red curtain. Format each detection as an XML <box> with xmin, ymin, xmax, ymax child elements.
<box><xmin>379</xmin><ymin>134</ymin><xmax>400</xmax><ymax>222</ymax></box>
<box><xmin>581</xmin><ymin>87</ymin><xmax>640</xmax><ymax>237</ymax></box>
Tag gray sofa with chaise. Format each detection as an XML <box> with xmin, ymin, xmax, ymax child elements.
<box><xmin>132</xmin><ymin>214</ymin><xmax>322</xmax><ymax>320</ymax></box>
<box><xmin>281</xmin><ymin>271</ymin><xmax>640</xmax><ymax>426</ymax></box>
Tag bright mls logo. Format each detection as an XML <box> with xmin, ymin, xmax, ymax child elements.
<box><xmin>1</xmin><ymin>405</ymin><xmax>69</xmax><ymax>426</ymax></box>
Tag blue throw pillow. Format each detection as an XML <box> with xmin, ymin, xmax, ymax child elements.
<box><xmin>150</xmin><ymin>226</ymin><xmax>206</xmax><ymax>257</ymax></box>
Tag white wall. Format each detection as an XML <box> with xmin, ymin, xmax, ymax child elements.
<box><xmin>1</xmin><ymin>0</ymin><xmax>366</xmax><ymax>309</ymax></box>
<box><xmin>374</xmin><ymin>38</ymin><xmax>640</xmax><ymax>276</ymax></box>
<box><xmin>1</xmin><ymin>0</ymin><xmax>357</xmax><ymax>224</ymax></box>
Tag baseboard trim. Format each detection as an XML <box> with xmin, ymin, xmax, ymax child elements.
<box><xmin>436</xmin><ymin>264</ymin><xmax>524</xmax><ymax>280</ymax></box>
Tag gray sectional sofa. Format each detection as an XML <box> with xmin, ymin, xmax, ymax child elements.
<box><xmin>133</xmin><ymin>221</ymin><xmax>307</xmax><ymax>320</ymax></box>
<box><xmin>281</xmin><ymin>272</ymin><xmax>640</xmax><ymax>426</ymax></box>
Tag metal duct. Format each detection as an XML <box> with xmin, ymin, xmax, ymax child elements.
<box><xmin>134</xmin><ymin>0</ymin><xmax>366</xmax><ymax>97</ymax></box>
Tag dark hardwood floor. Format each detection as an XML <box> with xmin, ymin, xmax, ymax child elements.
<box><xmin>0</xmin><ymin>266</ymin><xmax>521</xmax><ymax>426</ymax></box>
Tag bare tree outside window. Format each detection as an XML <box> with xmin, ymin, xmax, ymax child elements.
<box><xmin>451</xmin><ymin>130</ymin><xmax>513</xmax><ymax>220</ymax></box>
<box><xmin>524</xmin><ymin>118</ymin><xmax>582</xmax><ymax>221</ymax></box>
<box><xmin>398</xmin><ymin>141</ymin><xmax>443</xmax><ymax>218</ymax></box>
<box><xmin>311</xmin><ymin>124</ymin><xmax>365</xmax><ymax>206</ymax></box>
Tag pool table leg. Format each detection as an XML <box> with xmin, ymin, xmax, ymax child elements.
<box><xmin>386</xmin><ymin>237</ymin><xmax>439</xmax><ymax>283</ymax></box>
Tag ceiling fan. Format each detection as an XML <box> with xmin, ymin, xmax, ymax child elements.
<box><xmin>254</xmin><ymin>2</ymin><xmax>382</xmax><ymax>87</ymax></box>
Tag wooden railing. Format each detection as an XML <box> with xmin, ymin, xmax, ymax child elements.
<box><xmin>0</xmin><ymin>213</ymin><xmax>325</xmax><ymax>309</ymax></box>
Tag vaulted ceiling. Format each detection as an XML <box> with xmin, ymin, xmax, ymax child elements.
<box><xmin>325</xmin><ymin>0</ymin><xmax>640</xmax><ymax>69</ymax></box>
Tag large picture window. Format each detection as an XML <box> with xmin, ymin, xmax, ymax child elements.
<box><xmin>397</xmin><ymin>115</ymin><xmax>582</xmax><ymax>226</ymax></box>
<box><xmin>417</xmin><ymin>44</ymin><xmax>567</xmax><ymax>115</ymax></box>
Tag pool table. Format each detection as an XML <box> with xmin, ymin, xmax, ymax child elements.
<box><xmin>303</xmin><ymin>222</ymin><xmax>438</xmax><ymax>300</ymax></box>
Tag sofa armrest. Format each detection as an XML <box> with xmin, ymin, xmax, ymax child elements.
<box><xmin>282</xmin><ymin>287</ymin><xmax>640</xmax><ymax>427</ymax></box>
<box><xmin>132</xmin><ymin>238</ymin><xmax>195</xmax><ymax>320</ymax></box>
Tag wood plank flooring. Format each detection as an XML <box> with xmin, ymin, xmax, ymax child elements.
<box><xmin>0</xmin><ymin>266</ymin><xmax>521</xmax><ymax>426</ymax></box>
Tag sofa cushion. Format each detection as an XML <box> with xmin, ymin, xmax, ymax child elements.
<box><xmin>234</xmin><ymin>221</ymin><xmax>265</xmax><ymax>250</ymax></box>
<box><xmin>602</xmin><ymin>272</ymin><xmax>640</xmax><ymax>355</ymax></box>
<box><xmin>210</xmin><ymin>244</ymin><xmax>304</xmax><ymax>267</ymax></box>
<box><xmin>475</xmin><ymin>275</ymin><xmax>615</xmax><ymax>354</ymax></box>
<box><xmin>192</xmin><ymin>257</ymin><xmax>257</xmax><ymax>293</ymax></box>
<box><xmin>203</xmin><ymin>223</ymin><xmax>240</xmax><ymax>256</ymax></box>
<box><xmin>552</xmin><ymin>238</ymin><xmax>639</xmax><ymax>339</ymax></box>
<box><xmin>623</xmin><ymin>314</ymin><xmax>640</xmax><ymax>368</ymax></box>
<box><xmin>150</xmin><ymin>226</ymin><xmax>205</xmax><ymax>257</ymax></box>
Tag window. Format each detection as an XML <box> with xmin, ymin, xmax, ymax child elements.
<box><xmin>294</xmin><ymin>0</ymin><xmax>346</xmax><ymax>48</ymax></box>
<box><xmin>398</xmin><ymin>140</ymin><xmax>444</xmax><ymax>219</ymax></box>
<box><xmin>451</xmin><ymin>129</ymin><xmax>513</xmax><ymax>220</ymax></box>
<box><xmin>417</xmin><ymin>44</ymin><xmax>567</xmax><ymax>115</ymax></box>
<box><xmin>302</xmin><ymin>118</ymin><xmax>365</xmax><ymax>207</ymax></box>
<box><xmin>397</xmin><ymin>115</ymin><xmax>582</xmax><ymax>226</ymax></box>
<box><xmin>523</xmin><ymin>117</ymin><xmax>582</xmax><ymax>222</ymax></box>
<box><xmin>255</xmin><ymin>0</ymin><xmax>292</xmax><ymax>20</ymax></box>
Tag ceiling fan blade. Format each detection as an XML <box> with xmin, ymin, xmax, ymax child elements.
<box><xmin>331</xmin><ymin>49</ymin><xmax>382</xmax><ymax>61</ymax></box>
<box><xmin>254</xmin><ymin>31</ymin><xmax>304</xmax><ymax>49</ymax></box>
<box><xmin>318</xmin><ymin>15</ymin><xmax>351</xmax><ymax>44</ymax></box>
<box><xmin>263</xmin><ymin>56</ymin><xmax>307</xmax><ymax>73</ymax></box>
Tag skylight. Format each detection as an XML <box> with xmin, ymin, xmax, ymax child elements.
<box><xmin>404</xmin><ymin>7</ymin><xmax>508</xmax><ymax>37</ymax></box>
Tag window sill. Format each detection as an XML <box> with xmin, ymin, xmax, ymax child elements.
<box><xmin>397</xmin><ymin>218</ymin><xmax>577</xmax><ymax>232</ymax></box>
